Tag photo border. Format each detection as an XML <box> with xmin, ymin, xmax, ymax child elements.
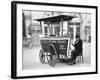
<box><xmin>11</xmin><ymin>1</ymin><xmax>98</xmax><ymax>79</ymax></box>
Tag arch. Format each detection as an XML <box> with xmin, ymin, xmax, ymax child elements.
<box><xmin>48</xmin><ymin>44</ymin><xmax>57</xmax><ymax>56</ymax></box>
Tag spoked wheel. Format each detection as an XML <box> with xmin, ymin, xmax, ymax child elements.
<box><xmin>39</xmin><ymin>49</ymin><xmax>45</xmax><ymax>64</ymax></box>
<box><xmin>47</xmin><ymin>44</ymin><xmax>57</xmax><ymax>67</ymax></box>
<box><xmin>48</xmin><ymin>55</ymin><xmax>56</xmax><ymax>67</ymax></box>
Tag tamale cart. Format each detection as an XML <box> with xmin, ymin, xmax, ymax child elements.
<box><xmin>35</xmin><ymin>15</ymin><xmax>75</xmax><ymax>66</ymax></box>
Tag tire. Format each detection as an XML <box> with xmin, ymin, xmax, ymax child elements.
<box><xmin>48</xmin><ymin>55</ymin><xmax>56</xmax><ymax>67</ymax></box>
<box><xmin>47</xmin><ymin>45</ymin><xmax>57</xmax><ymax>67</ymax></box>
<box><xmin>39</xmin><ymin>49</ymin><xmax>45</xmax><ymax>64</ymax></box>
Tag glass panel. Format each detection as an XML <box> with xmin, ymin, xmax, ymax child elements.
<box><xmin>44</xmin><ymin>26</ymin><xmax>48</xmax><ymax>35</ymax></box>
<box><xmin>76</xmin><ymin>27</ymin><xmax>80</xmax><ymax>36</ymax></box>
<box><xmin>69</xmin><ymin>27</ymin><xmax>74</xmax><ymax>39</ymax></box>
<box><xmin>55</xmin><ymin>26</ymin><xmax>60</xmax><ymax>36</ymax></box>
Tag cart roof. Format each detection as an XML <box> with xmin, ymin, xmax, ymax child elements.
<box><xmin>35</xmin><ymin>15</ymin><xmax>75</xmax><ymax>23</ymax></box>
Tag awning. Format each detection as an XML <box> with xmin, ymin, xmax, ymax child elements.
<box><xmin>35</xmin><ymin>15</ymin><xmax>75</xmax><ymax>23</ymax></box>
<box><xmin>70</xmin><ymin>17</ymin><xmax>82</xmax><ymax>23</ymax></box>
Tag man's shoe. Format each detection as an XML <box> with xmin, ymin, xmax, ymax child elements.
<box><xmin>73</xmin><ymin>61</ymin><xmax>76</xmax><ymax>64</ymax></box>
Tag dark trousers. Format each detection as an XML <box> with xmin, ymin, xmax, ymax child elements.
<box><xmin>71</xmin><ymin>50</ymin><xmax>77</xmax><ymax>63</ymax></box>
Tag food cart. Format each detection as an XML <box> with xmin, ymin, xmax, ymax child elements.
<box><xmin>35</xmin><ymin>15</ymin><xmax>75</xmax><ymax>66</ymax></box>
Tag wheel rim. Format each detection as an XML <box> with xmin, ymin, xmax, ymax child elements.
<box><xmin>47</xmin><ymin>52</ymin><xmax>56</xmax><ymax>67</ymax></box>
<box><xmin>48</xmin><ymin>55</ymin><xmax>56</xmax><ymax>67</ymax></box>
<box><xmin>39</xmin><ymin>49</ymin><xmax>45</xmax><ymax>64</ymax></box>
<box><xmin>47</xmin><ymin>45</ymin><xmax>56</xmax><ymax>67</ymax></box>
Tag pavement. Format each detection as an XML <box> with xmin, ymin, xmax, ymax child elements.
<box><xmin>22</xmin><ymin>42</ymin><xmax>91</xmax><ymax>70</ymax></box>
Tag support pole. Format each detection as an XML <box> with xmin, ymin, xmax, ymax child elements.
<box><xmin>41</xmin><ymin>21</ymin><xmax>45</xmax><ymax>35</ymax></box>
<box><xmin>47</xmin><ymin>20</ymin><xmax>50</xmax><ymax>36</ymax></box>
<box><xmin>73</xmin><ymin>23</ymin><xmax>76</xmax><ymax>42</ymax></box>
<box><xmin>40</xmin><ymin>21</ymin><xmax>42</xmax><ymax>34</ymax></box>
<box><xmin>60</xmin><ymin>19</ymin><xmax>63</xmax><ymax>36</ymax></box>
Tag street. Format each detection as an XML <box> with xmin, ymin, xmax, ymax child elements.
<box><xmin>22</xmin><ymin>42</ymin><xmax>91</xmax><ymax>70</ymax></box>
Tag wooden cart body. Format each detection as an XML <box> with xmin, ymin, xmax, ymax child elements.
<box><xmin>40</xmin><ymin>37</ymin><xmax>70</xmax><ymax>60</ymax></box>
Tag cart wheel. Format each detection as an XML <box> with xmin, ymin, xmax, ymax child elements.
<box><xmin>47</xmin><ymin>44</ymin><xmax>58</xmax><ymax>67</ymax></box>
<box><xmin>47</xmin><ymin>45</ymin><xmax>57</xmax><ymax>67</ymax></box>
<box><xmin>48</xmin><ymin>55</ymin><xmax>56</xmax><ymax>67</ymax></box>
<box><xmin>39</xmin><ymin>49</ymin><xmax>45</xmax><ymax>64</ymax></box>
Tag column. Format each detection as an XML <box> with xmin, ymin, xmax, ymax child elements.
<box><xmin>73</xmin><ymin>25</ymin><xmax>76</xmax><ymax>42</ymax></box>
<box><xmin>60</xmin><ymin>19</ymin><xmax>63</xmax><ymax>36</ymax></box>
<box><xmin>25</xmin><ymin>19</ymin><xmax>31</xmax><ymax>38</ymax></box>
<box><xmin>40</xmin><ymin>21</ymin><xmax>42</xmax><ymax>34</ymax></box>
<box><xmin>52</xmin><ymin>24</ymin><xmax>55</xmax><ymax>35</ymax></box>
<box><xmin>41</xmin><ymin>21</ymin><xmax>45</xmax><ymax>35</ymax></box>
<box><xmin>63</xmin><ymin>21</ymin><xmax>68</xmax><ymax>35</ymax></box>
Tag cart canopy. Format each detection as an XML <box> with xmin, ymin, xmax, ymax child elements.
<box><xmin>35</xmin><ymin>15</ymin><xmax>75</xmax><ymax>23</ymax></box>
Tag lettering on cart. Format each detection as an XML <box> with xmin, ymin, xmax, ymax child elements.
<box><xmin>59</xmin><ymin>54</ymin><xmax>66</xmax><ymax>59</ymax></box>
<box><xmin>57</xmin><ymin>40</ymin><xmax>66</xmax><ymax>43</ymax></box>
<box><xmin>41</xmin><ymin>40</ymin><xmax>49</xmax><ymax>43</ymax></box>
<box><xmin>41</xmin><ymin>40</ymin><xmax>67</xmax><ymax>44</ymax></box>
<box><xmin>60</xmin><ymin>45</ymin><xmax>66</xmax><ymax>50</ymax></box>
<box><xmin>50</xmin><ymin>40</ymin><xmax>56</xmax><ymax>43</ymax></box>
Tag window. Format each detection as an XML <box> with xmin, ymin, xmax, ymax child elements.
<box><xmin>44</xmin><ymin>26</ymin><xmax>48</xmax><ymax>35</ymax></box>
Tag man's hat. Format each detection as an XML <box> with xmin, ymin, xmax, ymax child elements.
<box><xmin>75</xmin><ymin>35</ymin><xmax>80</xmax><ymax>38</ymax></box>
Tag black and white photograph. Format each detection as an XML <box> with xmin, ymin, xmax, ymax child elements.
<box><xmin>22</xmin><ymin>10</ymin><xmax>91</xmax><ymax>69</ymax></box>
<box><xmin>11</xmin><ymin>1</ymin><xmax>97</xmax><ymax>79</ymax></box>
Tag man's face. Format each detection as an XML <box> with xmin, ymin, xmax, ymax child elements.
<box><xmin>76</xmin><ymin>38</ymin><xmax>79</xmax><ymax>41</ymax></box>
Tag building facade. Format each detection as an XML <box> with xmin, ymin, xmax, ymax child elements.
<box><xmin>23</xmin><ymin>11</ymin><xmax>91</xmax><ymax>46</ymax></box>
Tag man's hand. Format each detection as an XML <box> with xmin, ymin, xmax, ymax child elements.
<box><xmin>72</xmin><ymin>43</ymin><xmax>74</xmax><ymax>46</ymax></box>
<box><xmin>73</xmin><ymin>49</ymin><xmax>76</xmax><ymax>52</ymax></box>
<box><xmin>70</xmin><ymin>44</ymin><xmax>75</xmax><ymax>50</ymax></box>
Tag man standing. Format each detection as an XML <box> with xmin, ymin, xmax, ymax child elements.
<box><xmin>72</xmin><ymin>35</ymin><xmax>83</xmax><ymax>64</ymax></box>
<box><xmin>27</xmin><ymin>32</ymin><xmax>32</xmax><ymax>48</ymax></box>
